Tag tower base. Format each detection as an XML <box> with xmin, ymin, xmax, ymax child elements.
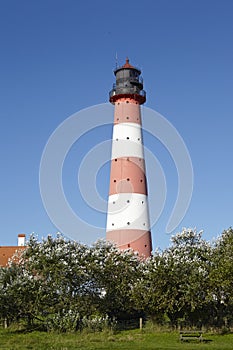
<box><xmin>106</xmin><ymin>229</ymin><xmax>152</xmax><ymax>258</ymax></box>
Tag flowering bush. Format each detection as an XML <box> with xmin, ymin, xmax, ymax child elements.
<box><xmin>81</xmin><ymin>314</ymin><xmax>116</xmax><ymax>332</ymax></box>
<box><xmin>1</xmin><ymin>228</ymin><xmax>233</xmax><ymax>331</ymax></box>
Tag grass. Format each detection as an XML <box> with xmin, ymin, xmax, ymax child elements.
<box><xmin>1</xmin><ymin>328</ymin><xmax>233</xmax><ymax>350</ymax></box>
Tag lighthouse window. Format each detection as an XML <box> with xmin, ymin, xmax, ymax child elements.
<box><xmin>113</xmin><ymin>201</ymin><xmax>115</xmax><ymax>204</ymax></box>
<box><xmin>127</xmin><ymin>222</ymin><xmax>130</xmax><ymax>225</ymax></box>
<box><xmin>140</xmin><ymin>179</ymin><xmax>143</xmax><ymax>183</ymax></box>
<box><xmin>112</xmin><ymin>223</ymin><xmax>115</xmax><ymax>226</ymax></box>
<box><xmin>143</xmin><ymin>223</ymin><xmax>146</xmax><ymax>226</ymax></box>
<box><xmin>126</xmin><ymin>101</ymin><xmax>129</xmax><ymax>103</ymax></box>
<box><xmin>145</xmin><ymin>244</ymin><xmax>147</xmax><ymax>248</ymax></box>
<box><xmin>115</xmin><ymin>159</ymin><xmax>117</xmax><ymax>161</ymax></box>
<box><xmin>126</xmin><ymin>116</ymin><xmax>129</xmax><ymax>120</ymax></box>
<box><xmin>114</xmin><ymin>180</ymin><xmax>116</xmax><ymax>183</ymax></box>
<box><xmin>116</xmin><ymin>138</ymin><xmax>118</xmax><ymax>141</ymax></box>
<box><xmin>127</xmin><ymin>178</ymin><xmax>130</xmax><ymax>181</ymax></box>
<box><xmin>141</xmin><ymin>201</ymin><xmax>144</xmax><ymax>204</ymax></box>
<box><xmin>127</xmin><ymin>200</ymin><xmax>130</xmax><ymax>203</ymax></box>
<box><xmin>128</xmin><ymin>244</ymin><xmax>130</xmax><ymax>248</ymax></box>
<box><xmin>126</xmin><ymin>137</ymin><xmax>129</xmax><ymax>140</ymax></box>
<box><xmin>138</xmin><ymin>138</ymin><xmax>140</xmax><ymax>141</ymax></box>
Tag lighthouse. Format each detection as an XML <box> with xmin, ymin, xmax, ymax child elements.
<box><xmin>106</xmin><ymin>58</ymin><xmax>152</xmax><ymax>258</ymax></box>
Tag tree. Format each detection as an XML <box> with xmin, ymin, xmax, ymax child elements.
<box><xmin>2</xmin><ymin>228</ymin><xmax>233</xmax><ymax>331</ymax></box>
<box><xmin>90</xmin><ymin>240</ymin><xmax>143</xmax><ymax>321</ymax></box>
<box><xmin>0</xmin><ymin>234</ymin><xmax>101</xmax><ymax>330</ymax></box>
<box><xmin>209</xmin><ymin>228</ymin><xmax>233</xmax><ymax>327</ymax></box>
<box><xmin>134</xmin><ymin>228</ymin><xmax>212</xmax><ymax>327</ymax></box>
<box><xmin>0</xmin><ymin>235</ymin><xmax>143</xmax><ymax>330</ymax></box>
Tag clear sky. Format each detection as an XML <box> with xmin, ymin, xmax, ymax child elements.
<box><xmin>0</xmin><ymin>0</ymin><xmax>232</xmax><ymax>249</ymax></box>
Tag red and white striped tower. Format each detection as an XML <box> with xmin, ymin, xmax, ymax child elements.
<box><xmin>106</xmin><ymin>58</ymin><xmax>152</xmax><ymax>258</ymax></box>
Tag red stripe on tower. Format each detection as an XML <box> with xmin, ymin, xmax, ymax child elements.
<box><xmin>106</xmin><ymin>58</ymin><xmax>152</xmax><ymax>258</ymax></box>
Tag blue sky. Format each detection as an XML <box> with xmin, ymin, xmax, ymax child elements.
<box><xmin>0</xmin><ymin>0</ymin><xmax>232</xmax><ymax>249</ymax></box>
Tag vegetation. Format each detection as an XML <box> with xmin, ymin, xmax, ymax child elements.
<box><xmin>0</xmin><ymin>228</ymin><xmax>233</xmax><ymax>333</ymax></box>
<box><xmin>1</xmin><ymin>328</ymin><xmax>233</xmax><ymax>350</ymax></box>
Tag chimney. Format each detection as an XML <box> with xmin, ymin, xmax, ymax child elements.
<box><xmin>18</xmin><ymin>234</ymin><xmax>26</xmax><ymax>246</ymax></box>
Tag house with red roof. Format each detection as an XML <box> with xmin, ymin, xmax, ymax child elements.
<box><xmin>0</xmin><ymin>234</ymin><xmax>26</xmax><ymax>267</ymax></box>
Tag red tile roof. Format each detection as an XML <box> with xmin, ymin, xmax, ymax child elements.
<box><xmin>0</xmin><ymin>246</ymin><xmax>26</xmax><ymax>267</ymax></box>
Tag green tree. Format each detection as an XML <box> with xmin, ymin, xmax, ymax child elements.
<box><xmin>209</xmin><ymin>228</ymin><xmax>233</xmax><ymax>327</ymax></box>
<box><xmin>0</xmin><ymin>235</ymin><xmax>143</xmax><ymax>330</ymax></box>
<box><xmin>134</xmin><ymin>228</ymin><xmax>212</xmax><ymax>327</ymax></box>
<box><xmin>90</xmin><ymin>240</ymin><xmax>142</xmax><ymax>321</ymax></box>
<box><xmin>0</xmin><ymin>234</ymin><xmax>101</xmax><ymax>330</ymax></box>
